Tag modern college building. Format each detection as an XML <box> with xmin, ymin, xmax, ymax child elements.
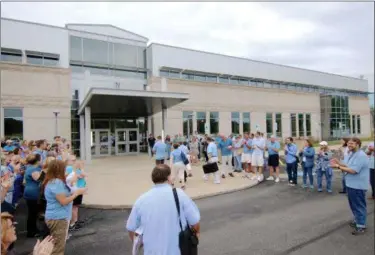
<box><xmin>0</xmin><ymin>18</ymin><xmax>371</xmax><ymax>161</ymax></box>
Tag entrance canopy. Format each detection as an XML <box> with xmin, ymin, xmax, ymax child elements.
<box><xmin>78</xmin><ymin>87</ymin><xmax>189</xmax><ymax>116</ymax></box>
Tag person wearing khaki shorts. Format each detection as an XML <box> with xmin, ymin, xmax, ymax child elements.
<box><xmin>251</xmin><ymin>132</ymin><xmax>266</xmax><ymax>182</ymax></box>
<box><xmin>43</xmin><ymin>160</ymin><xmax>87</xmax><ymax>255</ymax></box>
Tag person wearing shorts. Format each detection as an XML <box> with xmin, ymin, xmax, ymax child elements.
<box><xmin>251</xmin><ymin>132</ymin><xmax>266</xmax><ymax>182</ymax></box>
<box><xmin>241</xmin><ymin>132</ymin><xmax>253</xmax><ymax>178</ymax></box>
<box><xmin>266</xmin><ymin>135</ymin><xmax>280</xmax><ymax>183</ymax></box>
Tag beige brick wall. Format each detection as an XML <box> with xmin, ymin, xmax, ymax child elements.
<box><xmin>148</xmin><ymin>77</ymin><xmax>321</xmax><ymax>139</ymax></box>
<box><xmin>0</xmin><ymin>62</ymin><xmax>71</xmax><ymax>141</ymax></box>
<box><xmin>349</xmin><ymin>97</ymin><xmax>372</xmax><ymax>138</ymax></box>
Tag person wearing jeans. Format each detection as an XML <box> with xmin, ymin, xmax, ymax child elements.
<box><xmin>284</xmin><ymin>137</ymin><xmax>298</xmax><ymax>186</ymax></box>
<box><xmin>316</xmin><ymin>141</ymin><xmax>333</xmax><ymax>193</ymax></box>
<box><xmin>331</xmin><ymin>137</ymin><xmax>369</xmax><ymax>235</ymax></box>
<box><xmin>300</xmin><ymin>139</ymin><xmax>315</xmax><ymax>190</ymax></box>
<box><xmin>366</xmin><ymin>142</ymin><xmax>374</xmax><ymax>200</ymax></box>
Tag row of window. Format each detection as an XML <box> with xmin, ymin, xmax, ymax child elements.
<box><xmin>70</xmin><ymin>36</ymin><xmax>146</xmax><ymax>69</ymax></box>
<box><xmin>160</xmin><ymin>69</ymin><xmax>368</xmax><ymax>98</ymax></box>
<box><xmin>70</xmin><ymin>63</ymin><xmax>147</xmax><ymax>79</ymax></box>
<box><xmin>290</xmin><ymin>113</ymin><xmax>312</xmax><ymax>137</ymax></box>
<box><xmin>1</xmin><ymin>47</ymin><xmax>59</xmax><ymax>67</ymax></box>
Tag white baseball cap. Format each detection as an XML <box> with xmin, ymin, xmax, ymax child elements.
<box><xmin>319</xmin><ymin>141</ymin><xmax>328</xmax><ymax>146</ymax></box>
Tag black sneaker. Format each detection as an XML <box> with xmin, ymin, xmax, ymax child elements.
<box><xmin>229</xmin><ymin>173</ymin><xmax>234</xmax><ymax>177</ymax></box>
<box><xmin>339</xmin><ymin>191</ymin><xmax>347</xmax><ymax>194</ymax></box>
<box><xmin>352</xmin><ymin>227</ymin><xmax>366</xmax><ymax>235</ymax></box>
<box><xmin>69</xmin><ymin>224</ymin><xmax>76</xmax><ymax>232</ymax></box>
<box><xmin>221</xmin><ymin>174</ymin><xmax>226</xmax><ymax>179</ymax></box>
<box><xmin>349</xmin><ymin>221</ymin><xmax>356</xmax><ymax>228</ymax></box>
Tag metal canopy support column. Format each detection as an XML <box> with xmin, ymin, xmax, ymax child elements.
<box><xmin>79</xmin><ymin>114</ymin><xmax>86</xmax><ymax>160</ymax></box>
<box><xmin>84</xmin><ymin>107</ymin><xmax>92</xmax><ymax>164</ymax></box>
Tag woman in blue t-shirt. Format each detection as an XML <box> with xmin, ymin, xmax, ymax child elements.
<box><xmin>24</xmin><ymin>153</ymin><xmax>42</xmax><ymax>237</ymax></box>
<box><xmin>42</xmin><ymin>159</ymin><xmax>86</xmax><ymax>255</ymax></box>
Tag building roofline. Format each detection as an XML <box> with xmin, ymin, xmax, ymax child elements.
<box><xmin>148</xmin><ymin>42</ymin><xmax>367</xmax><ymax>82</ymax></box>
<box><xmin>65</xmin><ymin>23</ymin><xmax>149</xmax><ymax>41</ymax></box>
<box><xmin>1</xmin><ymin>17</ymin><xmax>147</xmax><ymax>44</ymax></box>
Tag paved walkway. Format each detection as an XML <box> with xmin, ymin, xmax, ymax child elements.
<box><xmin>82</xmin><ymin>155</ymin><xmax>258</xmax><ymax>208</ymax></box>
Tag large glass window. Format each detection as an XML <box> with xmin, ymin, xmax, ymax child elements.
<box><xmin>182</xmin><ymin>111</ymin><xmax>193</xmax><ymax>137</ymax></box>
<box><xmin>1</xmin><ymin>48</ymin><xmax>22</xmax><ymax>63</ymax></box>
<box><xmin>352</xmin><ymin>115</ymin><xmax>356</xmax><ymax>134</ymax></box>
<box><xmin>291</xmin><ymin>114</ymin><xmax>297</xmax><ymax>137</ymax></box>
<box><xmin>69</xmin><ymin>36</ymin><xmax>82</xmax><ymax>61</ymax></box>
<box><xmin>231</xmin><ymin>112</ymin><xmax>240</xmax><ymax>134</ymax></box>
<box><xmin>196</xmin><ymin>112</ymin><xmax>206</xmax><ymax>134</ymax></box>
<box><xmin>83</xmin><ymin>38</ymin><xmax>109</xmax><ymax>64</ymax></box>
<box><xmin>326</xmin><ymin>95</ymin><xmax>351</xmax><ymax>139</ymax></box>
<box><xmin>275</xmin><ymin>113</ymin><xmax>282</xmax><ymax>137</ymax></box>
<box><xmin>4</xmin><ymin>108</ymin><xmax>23</xmax><ymax>139</ymax></box>
<box><xmin>210</xmin><ymin>112</ymin><xmax>219</xmax><ymax>134</ymax></box>
<box><xmin>26</xmin><ymin>51</ymin><xmax>59</xmax><ymax>66</ymax></box>
<box><xmin>298</xmin><ymin>113</ymin><xmax>305</xmax><ymax>137</ymax></box>
<box><xmin>357</xmin><ymin>115</ymin><xmax>361</xmax><ymax>134</ymax></box>
<box><xmin>306</xmin><ymin>114</ymin><xmax>311</xmax><ymax>136</ymax></box>
<box><xmin>113</xmin><ymin>43</ymin><xmax>138</xmax><ymax>67</ymax></box>
<box><xmin>243</xmin><ymin>112</ymin><xmax>250</xmax><ymax>133</ymax></box>
<box><xmin>266</xmin><ymin>113</ymin><xmax>273</xmax><ymax>137</ymax></box>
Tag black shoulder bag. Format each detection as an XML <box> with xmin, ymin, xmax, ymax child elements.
<box><xmin>172</xmin><ymin>188</ymin><xmax>199</xmax><ymax>255</ymax></box>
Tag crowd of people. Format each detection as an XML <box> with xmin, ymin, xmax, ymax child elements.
<box><xmin>1</xmin><ymin>136</ymin><xmax>88</xmax><ymax>255</ymax></box>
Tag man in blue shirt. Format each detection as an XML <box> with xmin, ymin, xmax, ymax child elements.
<box><xmin>284</xmin><ymin>137</ymin><xmax>298</xmax><ymax>185</ymax></box>
<box><xmin>331</xmin><ymin>137</ymin><xmax>369</xmax><ymax>235</ymax></box>
<box><xmin>218</xmin><ymin>135</ymin><xmax>234</xmax><ymax>178</ymax></box>
<box><xmin>126</xmin><ymin>164</ymin><xmax>201</xmax><ymax>255</ymax></box>
<box><xmin>266</xmin><ymin>135</ymin><xmax>281</xmax><ymax>183</ymax></box>
<box><xmin>152</xmin><ymin>136</ymin><xmax>167</xmax><ymax>165</ymax></box>
<box><xmin>33</xmin><ymin>139</ymin><xmax>47</xmax><ymax>165</ymax></box>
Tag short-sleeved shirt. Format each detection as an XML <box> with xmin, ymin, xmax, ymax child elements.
<box><xmin>23</xmin><ymin>165</ymin><xmax>42</xmax><ymax>200</ymax></box>
<box><xmin>171</xmin><ymin>149</ymin><xmax>183</xmax><ymax>164</ymax></box>
<box><xmin>126</xmin><ymin>184</ymin><xmax>200</xmax><ymax>255</ymax></box>
<box><xmin>153</xmin><ymin>141</ymin><xmax>167</xmax><ymax>160</ymax></box>
<box><xmin>178</xmin><ymin>145</ymin><xmax>189</xmax><ymax>155</ymax></box>
<box><xmin>243</xmin><ymin>139</ymin><xmax>253</xmax><ymax>154</ymax></box>
<box><xmin>219</xmin><ymin>139</ymin><xmax>232</xmax><ymax>156</ymax></box>
<box><xmin>267</xmin><ymin>141</ymin><xmax>280</xmax><ymax>156</ymax></box>
<box><xmin>252</xmin><ymin>138</ymin><xmax>265</xmax><ymax>156</ymax></box>
<box><xmin>207</xmin><ymin>142</ymin><xmax>218</xmax><ymax>157</ymax></box>
<box><xmin>45</xmin><ymin>179</ymin><xmax>73</xmax><ymax>220</ymax></box>
<box><xmin>344</xmin><ymin>150</ymin><xmax>370</xmax><ymax>190</ymax></box>
<box><xmin>3</xmin><ymin>145</ymin><xmax>15</xmax><ymax>152</ymax></box>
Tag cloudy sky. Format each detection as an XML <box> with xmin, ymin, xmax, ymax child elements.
<box><xmin>2</xmin><ymin>1</ymin><xmax>374</xmax><ymax>92</ymax></box>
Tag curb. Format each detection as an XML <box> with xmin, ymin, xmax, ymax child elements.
<box><xmin>80</xmin><ymin>181</ymin><xmax>260</xmax><ymax>210</ymax></box>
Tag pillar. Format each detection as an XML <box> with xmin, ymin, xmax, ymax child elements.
<box><xmin>239</xmin><ymin>112</ymin><xmax>243</xmax><ymax>134</ymax></box>
<box><xmin>192</xmin><ymin>112</ymin><xmax>197</xmax><ymax>134</ymax></box>
<box><xmin>84</xmin><ymin>107</ymin><xmax>92</xmax><ymax>164</ymax></box>
<box><xmin>162</xmin><ymin>107</ymin><xmax>167</xmax><ymax>141</ymax></box>
<box><xmin>206</xmin><ymin>112</ymin><xmax>211</xmax><ymax>135</ymax></box>
<box><xmin>79</xmin><ymin>114</ymin><xmax>86</xmax><ymax>160</ymax></box>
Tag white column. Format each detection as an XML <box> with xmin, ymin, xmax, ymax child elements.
<box><xmin>0</xmin><ymin>107</ymin><xmax>4</xmax><ymax>138</ymax></box>
<box><xmin>84</xmin><ymin>107</ymin><xmax>92</xmax><ymax>164</ymax></box>
<box><xmin>162</xmin><ymin>107</ymin><xmax>167</xmax><ymax>141</ymax></box>
<box><xmin>205</xmin><ymin>111</ymin><xmax>210</xmax><ymax>135</ymax></box>
<box><xmin>239</xmin><ymin>112</ymin><xmax>243</xmax><ymax>134</ymax></box>
<box><xmin>79</xmin><ymin>114</ymin><xmax>86</xmax><ymax>160</ymax></box>
<box><xmin>192</xmin><ymin>112</ymin><xmax>197</xmax><ymax>134</ymax></box>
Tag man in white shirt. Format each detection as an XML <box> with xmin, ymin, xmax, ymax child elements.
<box><xmin>251</xmin><ymin>132</ymin><xmax>266</xmax><ymax>182</ymax></box>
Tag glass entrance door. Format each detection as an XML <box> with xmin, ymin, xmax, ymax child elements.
<box><xmin>115</xmin><ymin>128</ymin><xmax>139</xmax><ymax>155</ymax></box>
<box><xmin>91</xmin><ymin>129</ymin><xmax>111</xmax><ymax>157</ymax></box>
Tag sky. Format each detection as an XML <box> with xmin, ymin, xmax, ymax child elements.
<box><xmin>1</xmin><ymin>1</ymin><xmax>374</xmax><ymax>93</ymax></box>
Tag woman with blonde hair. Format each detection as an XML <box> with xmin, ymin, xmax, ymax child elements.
<box><xmin>1</xmin><ymin>212</ymin><xmax>55</xmax><ymax>255</ymax></box>
<box><xmin>316</xmin><ymin>141</ymin><xmax>333</xmax><ymax>193</ymax></box>
<box><xmin>189</xmin><ymin>136</ymin><xmax>199</xmax><ymax>165</ymax></box>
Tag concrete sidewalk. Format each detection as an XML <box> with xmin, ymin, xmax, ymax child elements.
<box><xmin>82</xmin><ymin>155</ymin><xmax>258</xmax><ymax>209</ymax></box>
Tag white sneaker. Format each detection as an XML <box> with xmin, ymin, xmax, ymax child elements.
<box><xmin>214</xmin><ymin>181</ymin><xmax>221</xmax><ymax>184</ymax></box>
<box><xmin>250</xmin><ymin>175</ymin><xmax>257</xmax><ymax>181</ymax></box>
<box><xmin>266</xmin><ymin>176</ymin><xmax>274</xmax><ymax>181</ymax></box>
<box><xmin>275</xmin><ymin>177</ymin><xmax>280</xmax><ymax>183</ymax></box>
<box><xmin>257</xmin><ymin>174</ymin><xmax>264</xmax><ymax>182</ymax></box>
<box><xmin>203</xmin><ymin>175</ymin><xmax>208</xmax><ymax>182</ymax></box>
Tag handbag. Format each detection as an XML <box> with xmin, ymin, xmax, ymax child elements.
<box><xmin>181</xmin><ymin>152</ymin><xmax>189</xmax><ymax>165</ymax></box>
<box><xmin>202</xmin><ymin>162</ymin><xmax>219</xmax><ymax>174</ymax></box>
<box><xmin>172</xmin><ymin>188</ymin><xmax>198</xmax><ymax>255</ymax></box>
